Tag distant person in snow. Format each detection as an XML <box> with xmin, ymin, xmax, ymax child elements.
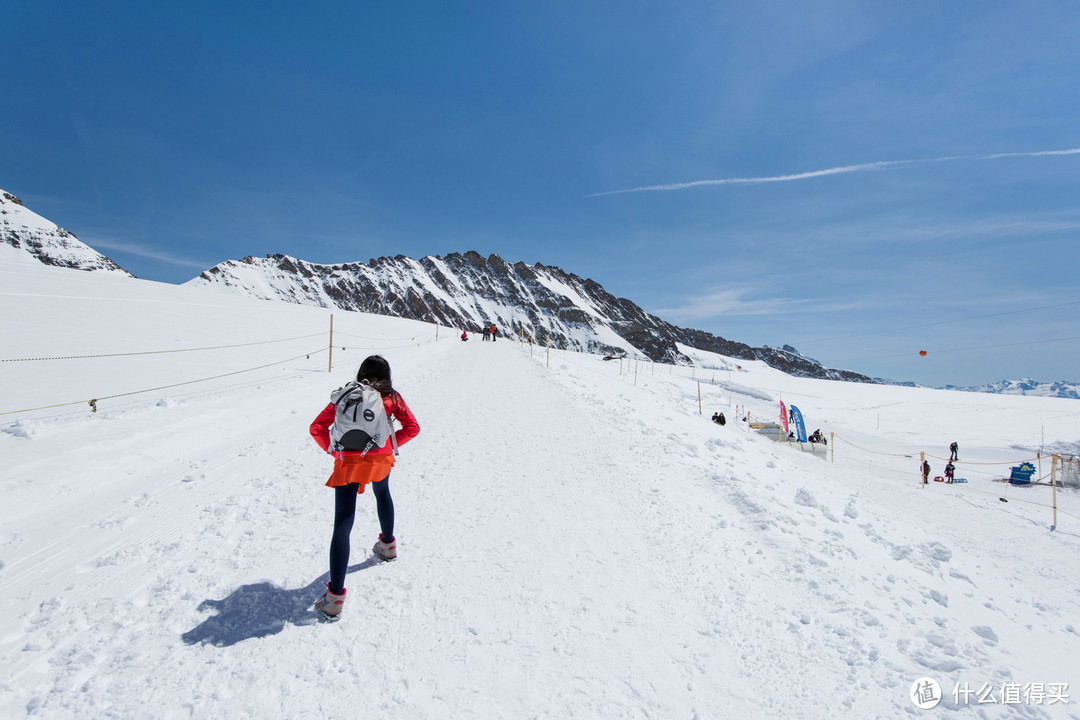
<box><xmin>922</xmin><ymin>460</ymin><xmax>931</xmax><ymax>485</ymax></box>
<box><xmin>309</xmin><ymin>355</ymin><xmax>420</xmax><ymax>620</ymax></box>
<box><xmin>712</xmin><ymin>412</ymin><xmax>726</xmax><ymax>426</ymax></box>
<box><xmin>491</xmin><ymin>324</ymin><xmax>498</xmax><ymax>342</ymax></box>
<box><xmin>482</xmin><ymin>327</ymin><xmax>490</xmax><ymax>341</ymax></box>
<box><xmin>945</xmin><ymin>461</ymin><xmax>955</xmax><ymax>483</ymax></box>
<box><xmin>460</xmin><ymin>330</ymin><xmax>468</xmax><ymax>342</ymax></box>
<box><xmin>949</xmin><ymin>442</ymin><xmax>959</xmax><ymax>461</ymax></box>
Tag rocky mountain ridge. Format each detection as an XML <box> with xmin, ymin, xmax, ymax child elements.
<box><xmin>189</xmin><ymin>250</ymin><xmax>875</xmax><ymax>381</ymax></box>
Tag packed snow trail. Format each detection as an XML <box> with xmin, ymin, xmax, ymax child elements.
<box><xmin>307</xmin><ymin>339</ymin><xmax>759</xmax><ymax>717</ymax></box>
<box><xmin>1</xmin><ymin>337</ymin><xmax>754</xmax><ymax>717</ymax></box>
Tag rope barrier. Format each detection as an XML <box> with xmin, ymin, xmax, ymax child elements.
<box><xmin>540</xmin><ymin>346</ymin><xmax>667</xmax><ymax>388</ymax></box>
<box><xmin>833</xmin><ymin>434</ymin><xmax>1047</xmax><ymax>470</ymax></box>
<box><xmin>959</xmin><ymin>482</ymin><xmax>1066</xmax><ymax>511</ymax></box>
<box><xmin>340</xmin><ymin>341</ymin><xmax>434</xmax><ymax>352</ymax></box>
<box><xmin>832</xmin><ymin>434</ymin><xmax>918</xmax><ymax>458</ymax></box>
<box><xmin>0</xmin><ymin>333</ymin><xmax>327</xmax><ymax>363</ymax></box>
<box><xmin>923</xmin><ymin>453</ymin><xmax>1045</xmax><ymax>466</ymax></box>
<box><xmin>335</xmin><ymin>330</ymin><xmax>425</xmax><ymax>342</ymax></box>
<box><xmin>1</xmin><ymin>326</ymin><xmax>442</xmax><ymax>419</ymax></box>
<box><xmin>0</xmin><ymin>347</ymin><xmax>327</xmax><ymax>417</ymax></box>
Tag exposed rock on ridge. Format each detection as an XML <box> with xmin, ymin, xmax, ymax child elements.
<box><xmin>190</xmin><ymin>250</ymin><xmax>875</xmax><ymax>382</ymax></box>
<box><xmin>0</xmin><ymin>189</ymin><xmax>133</xmax><ymax>276</ymax></box>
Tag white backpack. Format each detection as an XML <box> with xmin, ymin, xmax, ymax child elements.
<box><xmin>328</xmin><ymin>381</ymin><xmax>397</xmax><ymax>456</ymax></box>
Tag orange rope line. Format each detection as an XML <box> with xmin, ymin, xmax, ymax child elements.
<box><xmin>834</xmin><ymin>434</ymin><xmax>1046</xmax><ymax>467</ymax></box>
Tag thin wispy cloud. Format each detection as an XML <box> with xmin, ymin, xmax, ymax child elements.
<box><xmin>84</xmin><ymin>237</ymin><xmax>211</xmax><ymax>269</ymax></box>
<box><xmin>588</xmin><ymin>147</ymin><xmax>1080</xmax><ymax>197</ymax></box>
<box><xmin>656</xmin><ymin>287</ymin><xmax>863</xmax><ymax>323</ymax></box>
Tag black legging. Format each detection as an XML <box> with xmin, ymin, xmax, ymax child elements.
<box><xmin>329</xmin><ymin>475</ymin><xmax>394</xmax><ymax>594</ymax></box>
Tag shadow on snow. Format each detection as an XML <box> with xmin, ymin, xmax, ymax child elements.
<box><xmin>180</xmin><ymin>557</ymin><xmax>382</xmax><ymax>646</ymax></box>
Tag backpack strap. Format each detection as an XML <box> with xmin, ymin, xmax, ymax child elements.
<box><xmin>389</xmin><ymin>414</ymin><xmax>399</xmax><ymax>456</ymax></box>
<box><xmin>387</xmin><ymin>392</ymin><xmax>400</xmax><ymax>456</ymax></box>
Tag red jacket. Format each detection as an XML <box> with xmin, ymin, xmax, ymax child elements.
<box><xmin>310</xmin><ymin>391</ymin><xmax>420</xmax><ymax>456</ymax></box>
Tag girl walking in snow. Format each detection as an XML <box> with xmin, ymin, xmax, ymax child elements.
<box><xmin>309</xmin><ymin>355</ymin><xmax>420</xmax><ymax>619</ymax></box>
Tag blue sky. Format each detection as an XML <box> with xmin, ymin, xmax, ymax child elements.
<box><xmin>4</xmin><ymin>1</ymin><xmax>1079</xmax><ymax>386</ymax></box>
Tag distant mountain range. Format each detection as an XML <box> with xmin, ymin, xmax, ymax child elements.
<box><xmin>942</xmin><ymin>379</ymin><xmax>1080</xmax><ymax>400</ymax></box>
<box><xmin>3</xmin><ymin>187</ymin><xmax>1076</xmax><ymax>397</ymax></box>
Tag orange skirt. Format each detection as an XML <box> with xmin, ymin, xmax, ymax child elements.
<box><xmin>325</xmin><ymin>454</ymin><xmax>395</xmax><ymax>493</ymax></box>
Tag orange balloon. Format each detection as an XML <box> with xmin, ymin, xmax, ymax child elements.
<box><xmin>919</xmin><ymin>350</ymin><xmax>927</xmax><ymax>357</ymax></box>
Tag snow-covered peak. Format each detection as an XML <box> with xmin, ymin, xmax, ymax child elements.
<box><xmin>0</xmin><ymin>189</ymin><xmax>133</xmax><ymax>276</ymax></box>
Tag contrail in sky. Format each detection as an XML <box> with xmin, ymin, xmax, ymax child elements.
<box><xmin>587</xmin><ymin>147</ymin><xmax>1080</xmax><ymax>197</ymax></box>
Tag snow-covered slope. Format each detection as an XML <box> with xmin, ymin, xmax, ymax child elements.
<box><xmin>0</xmin><ymin>189</ymin><xmax>133</xmax><ymax>276</ymax></box>
<box><xmin>188</xmin><ymin>251</ymin><xmax>876</xmax><ymax>383</ymax></box>
<box><xmin>3</xmin><ymin>257</ymin><xmax>1079</xmax><ymax>718</ymax></box>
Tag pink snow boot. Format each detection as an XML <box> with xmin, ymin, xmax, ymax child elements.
<box><xmin>315</xmin><ymin>583</ymin><xmax>346</xmax><ymax>620</ymax></box>
<box><xmin>373</xmin><ymin>534</ymin><xmax>397</xmax><ymax>561</ymax></box>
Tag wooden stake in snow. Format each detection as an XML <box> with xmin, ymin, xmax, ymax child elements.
<box><xmin>1051</xmin><ymin>454</ymin><xmax>1059</xmax><ymax>530</ymax></box>
<box><xmin>328</xmin><ymin>314</ymin><xmax>334</xmax><ymax>373</ymax></box>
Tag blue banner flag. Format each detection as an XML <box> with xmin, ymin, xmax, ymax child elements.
<box><xmin>790</xmin><ymin>405</ymin><xmax>807</xmax><ymax>443</ymax></box>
